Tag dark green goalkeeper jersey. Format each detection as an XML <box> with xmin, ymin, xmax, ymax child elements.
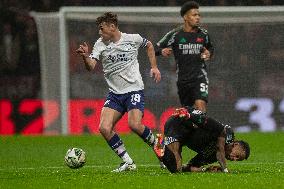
<box><xmin>156</xmin><ymin>26</ymin><xmax>214</xmax><ymax>84</ymax></box>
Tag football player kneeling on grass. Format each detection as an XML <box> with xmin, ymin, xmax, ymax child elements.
<box><xmin>154</xmin><ymin>107</ymin><xmax>250</xmax><ymax>173</ymax></box>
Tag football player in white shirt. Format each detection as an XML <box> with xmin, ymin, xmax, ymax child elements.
<box><xmin>76</xmin><ymin>12</ymin><xmax>163</xmax><ymax>172</ymax></box>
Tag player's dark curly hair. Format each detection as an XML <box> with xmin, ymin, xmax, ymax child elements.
<box><xmin>236</xmin><ymin>140</ymin><xmax>250</xmax><ymax>160</ymax></box>
<box><xmin>180</xmin><ymin>1</ymin><xmax>199</xmax><ymax>17</ymax></box>
<box><xmin>96</xmin><ymin>12</ymin><xmax>118</xmax><ymax>27</ymax></box>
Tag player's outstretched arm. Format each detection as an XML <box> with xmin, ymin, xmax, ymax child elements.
<box><xmin>216</xmin><ymin>132</ymin><xmax>229</xmax><ymax>173</ymax></box>
<box><xmin>76</xmin><ymin>42</ymin><xmax>97</xmax><ymax>71</ymax></box>
<box><xmin>146</xmin><ymin>41</ymin><xmax>161</xmax><ymax>83</ymax></box>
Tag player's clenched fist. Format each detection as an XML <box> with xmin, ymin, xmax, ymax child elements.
<box><xmin>161</xmin><ymin>48</ymin><xmax>172</xmax><ymax>57</ymax></box>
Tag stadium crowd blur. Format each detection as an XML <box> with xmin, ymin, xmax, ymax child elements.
<box><xmin>0</xmin><ymin>0</ymin><xmax>283</xmax><ymax>101</ymax></box>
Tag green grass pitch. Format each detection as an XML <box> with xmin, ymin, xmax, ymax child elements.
<box><xmin>0</xmin><ymin>132</ymin><xmax>283</xmax><ymax>189</ymax></box>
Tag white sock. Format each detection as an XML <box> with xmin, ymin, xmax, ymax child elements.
<box><xmin>121</xmin><ymin>152</ymin><xmax>133</xmax><ymax>164</ymax></box>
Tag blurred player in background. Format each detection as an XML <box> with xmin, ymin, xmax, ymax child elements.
<box><xmin>156</xmin><ymin>1</ymin><xmax>214</xmax><ymax>112</ymax></box>
<box><xmin>76</xmin><ymin>12</ymin><xmax>161</xmax><ymax>172</ymax></box>
<box><xmin>154</xmin><ymin>107</ymin><xmax>250</xmax><ymax>173</ymax></box>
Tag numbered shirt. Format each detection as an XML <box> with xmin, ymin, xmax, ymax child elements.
<box><xmin>89</xmin><ymin>32</ymin><xmax>148</xmax><ymax>94</ymax></box>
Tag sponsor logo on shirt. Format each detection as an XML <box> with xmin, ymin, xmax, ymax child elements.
<box><xmin>179</xmin><ymin>43</ymin><xmax>203</xmax><ymax>55</ymax></box>
<box><xmin>107</xmin><ymin>53</ymin><xmax>132</xmax><ymax>63</ymax></box>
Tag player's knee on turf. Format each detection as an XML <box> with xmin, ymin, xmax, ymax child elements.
<box><xmin>162</xmin><ymin>146</ymin><xmax>181</xmax><ymax>173</ymax></box>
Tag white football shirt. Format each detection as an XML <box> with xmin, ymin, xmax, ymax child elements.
<box><xmin>89</xmin><ymin>32</ymin><xmax>148</xmax><ymax>94</ymax></box>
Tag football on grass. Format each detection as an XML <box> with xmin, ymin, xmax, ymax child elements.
<box><xmin>64</xmin><ymin>148</ymin><xmax>86</xmax><ymax>169</ymax></box>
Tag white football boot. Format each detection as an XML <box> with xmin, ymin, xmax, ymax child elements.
<box><xmin>111</xmin><ymin>162</ymin><xmax>137</xmax><ymax>173</ymax></box>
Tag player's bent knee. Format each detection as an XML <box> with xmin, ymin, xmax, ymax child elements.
<box><xmin>99</xmin><ymin>123</ymin><xmax>113</xmax><ymax>136</ymax></box>
<box><xmin>162</xmin><ymin>145</ymin><xmax>180</xmax><ymax>173</ymax></box>
<box><xmin>128</xmin><ymin>121</ymin><xmax>142</xmax><ymax>131</ymax></box>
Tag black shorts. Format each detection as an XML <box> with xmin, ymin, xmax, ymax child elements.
<box><xmin>177</xmin><ymin>77</ymin><xmax>208</xmax><ymax>107</ymax></box>
<box><xmin>164</xmin><ymin>116</ymin><xmax>214</xmax><ymax>150</ymax></box>
<box><xmin>164</xmin><ymin>116</ymin><xmax>194</xmax><ymax>145</ymax></box>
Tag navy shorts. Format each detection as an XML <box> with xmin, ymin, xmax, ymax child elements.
<box><xmin>103</xmin><ymin>90</ymin><xmax>145</xmax><ymax>114</ymax></box>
